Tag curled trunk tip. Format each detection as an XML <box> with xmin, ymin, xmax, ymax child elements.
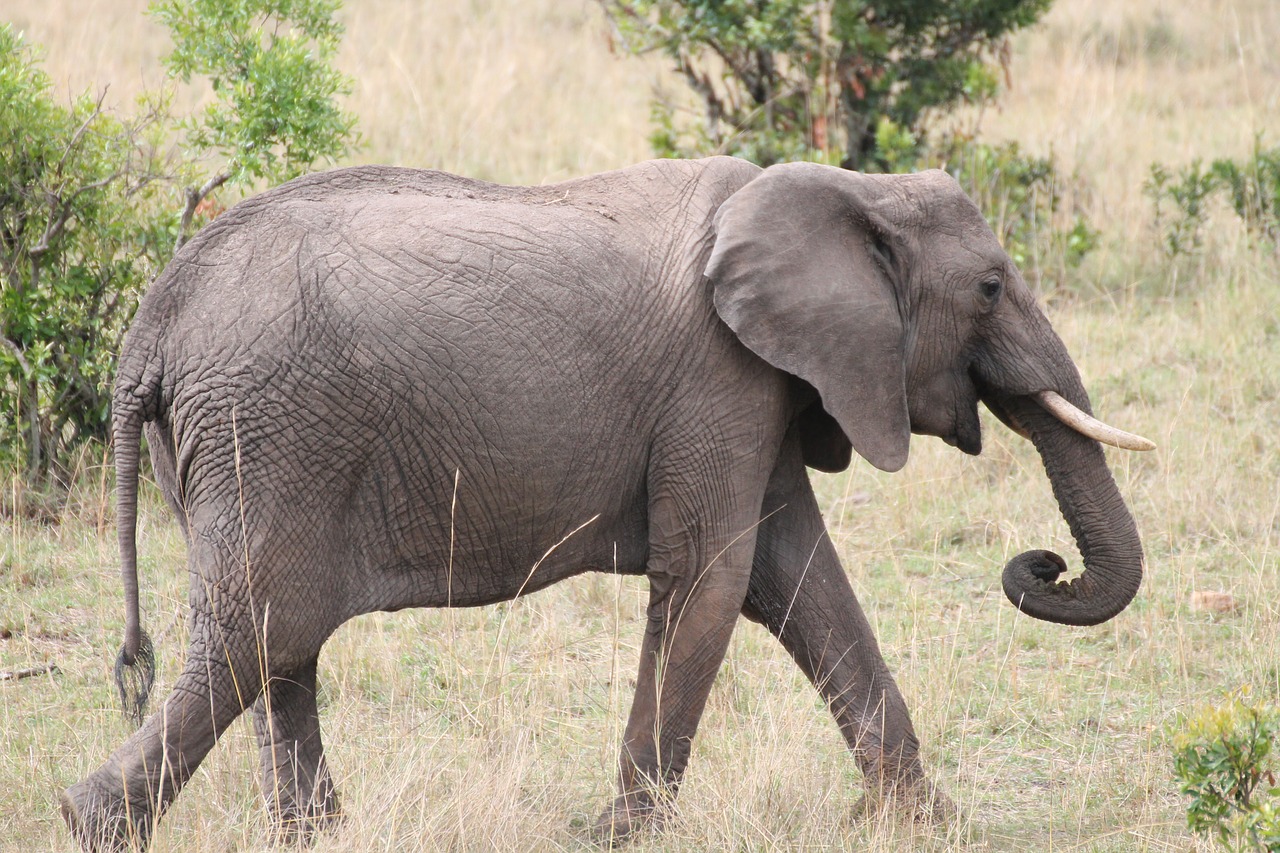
<box><xmin>1002</xmin><ymin>549</ymin><xmax>1143</xmax><ymax>626</ymax></box>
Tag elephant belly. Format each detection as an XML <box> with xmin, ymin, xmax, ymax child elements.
<box><xmin>348</xmin><ymin>431</ymin><xmax>653</xmax><ymax>614</ymax></box>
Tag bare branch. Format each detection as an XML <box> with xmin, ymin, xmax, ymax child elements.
<box><xmin>710</xmin><ymin>80</ymin><xmax>811</xmax><ymax>156</ymax></box>
<box><xmin>594</xmin><ymin>0</ymin><xmax>673</xmax><ymax>50</ymax></box>
<box><xmin>28</xmin><ymin>170</ymin><xmax>123</xmax><ymax>263</ymax></box>
<box><xmin>703</xmin><ymin>38</ymin><xmax>759</xmax><ymax>104</ymax></box>
<box><xmin>676</xmin><ymin>51</ymin><xmax>724</xmax><ymax>145</ymax></box>
<box><xmin>53</xmin><ymin>89</ymin><xmax>108</xmax><ymax>179</ymax></box>
<box><xmin>0</xmin><ymin>335</ymin><xmax>33</xmax><ymax>378</ymax></box>
<box><xmin>0</xmin><ymin>664</ymin><xmax>60</xmax><ymax>681</ymax></box>
<box><xmin>174</xmin><ymin>171</ymin><xmax>231</xmax><ymax>254</ymax></box>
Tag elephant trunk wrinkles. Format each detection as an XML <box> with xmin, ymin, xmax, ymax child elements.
<box><xmin>998</xmin><ymin>395</ymin><xmax>1143</xmax><ymax>626</ymax></box>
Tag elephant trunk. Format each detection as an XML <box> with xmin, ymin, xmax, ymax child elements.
<box><xmin>995</xmin><ymin>393</ymin><xmax>1144</xmax><ymax>626</ymax></box>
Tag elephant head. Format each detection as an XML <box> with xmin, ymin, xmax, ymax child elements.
<box><xmin>706</xmin><ymin>162</ymin><xmax>1151</xmax><ymax>626</ymax></box>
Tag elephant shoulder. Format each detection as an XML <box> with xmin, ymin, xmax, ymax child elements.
<box><xmin>689</xmin><ymin>155</ymin><xmax>765</xmax><ymax>189</ymax></box>
<box><xmin>544</xmin><ymin>157</ymin><xmax>761</xmax><ymax>211</ymax></box>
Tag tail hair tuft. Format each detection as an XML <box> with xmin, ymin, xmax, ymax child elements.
<box><xmin>114</xmin><ymin>630</ymin><xmax>156</xmax><ymax>728</ymax></box>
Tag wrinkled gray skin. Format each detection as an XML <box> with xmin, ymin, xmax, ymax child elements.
<box><xmin>62</xmin><ymin>157</ymin><xmax>1143</xmax><ymax>850</ymax></box>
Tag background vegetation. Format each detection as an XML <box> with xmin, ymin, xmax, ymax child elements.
<box><xmin>598</xmin><ymin>0</ymin><xmax>1053</xmax><ymax>170</ymax></box>
<box><xmin>0</xmin><ymin>0</ymin><xmax>357</xmax><ymax>483</ymax></box>
<box><xmin>3</xmin><ymin>0</ymin><xmax>1280</xmax><ymax>850</ymax></box>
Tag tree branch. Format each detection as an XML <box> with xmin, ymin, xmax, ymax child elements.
<box><xmin>29</xmin><ymin>171</ymin><xmax>126</xmax><ymax>263</ymax></box>
<box><xmin>0</xmin><ymin>335</ymin><xmax>33</xmax><ymax>378</ymax></box>
<box><xmin>594</xmin><ymin>0</ymin><xmax>674</xmax><ymax>51</ymax></box>
<box><xmin>676</xmin><ymin>50</ymin><xmax>725</xmax><ymax>145</ymax></box>
<box><xmin>174</xmin><ymin>171</ymin><xmax>231</xmax><ymax>254</ymax></box>
<box><xmin>53</xmin><ymin>89</ymin><xmax>108</xmax><ymax>180</ymax></box>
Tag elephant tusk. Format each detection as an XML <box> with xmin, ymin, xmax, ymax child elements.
<box><xmin>1034</xmin><ymin>391</ymin><xmax>1156</xmax><ymax>452</ymax></box>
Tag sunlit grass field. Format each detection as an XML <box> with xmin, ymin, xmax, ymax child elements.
<box><xmin>3</xmin><ymin>1</ymin><xmax>1280</xmax><ymax>850</ymax></box>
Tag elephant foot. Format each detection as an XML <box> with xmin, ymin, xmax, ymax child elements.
<box><xmin>60</xmin><ymin>777</ymin><xmax>153</xmax><ymax>853</ymax></box>
<box><xmin>269</xmin><ymin>810</ymin><xmax>343</xmax><ymax>848</ymax></box>
<box><xmin>852</xmin><ymin>775</ymin><xmax>956</xmax><ymax>826</ymax></box>
<box><xmin>266</xmin><ymin>788</ymin><xmax>343</xmax><ymax>847</ymax></box>
<box><xmin>589</xmin><ymin>789</ymin><xmax>673</xmax><ymax>847</ymax></box>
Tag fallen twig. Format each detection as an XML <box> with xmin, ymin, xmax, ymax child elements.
<box><xmin>0</xmin><ymin>663</ymin><xmax>60</xmax><ymax>681</ymax></box>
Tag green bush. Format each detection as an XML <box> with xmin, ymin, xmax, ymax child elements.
<box><xmin>1211</xmin><ymin>142</ymin><xmax>1280</xmax><ymax>243</ymax></box>
<box><xmin>1173</xmin><ymin>691</ymin><xmax>1280</xmax><ymax>852</ymax></box>
<box><xmin>0</xmin><ymin>25</ymin><xmax>176</xmax><ymax>478</ymax></box>
<box><xmin>0</xmin><ymin>0</ymin><xmax>358</xmax><ymax>483</ymax></box>
<box><xmin>1146</xmin><ymin>160</ymin><xmax>1217</xmax><ymax>258</ymax></box>
<box><xmin>600</xmin><ymin>0</ymin><xmax>1052</xmax><ymax>171</ymax></box>
<box><xmin>1147</xmin><ymin>138</ymin><xmax>1280</xmax><ymax>259</ymax></box>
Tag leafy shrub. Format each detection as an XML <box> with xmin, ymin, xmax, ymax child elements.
<box><xmin>1173</xmin><ymin>691</ymin><xmax>1280</xmax><ymax>852</ymax></box>
<box><xmin>1147</xmin><ymin>138</ymin><xmax>1280</xmax><ymax>258</ymax></box>
<box><xmin>0</xmin><ymin>25</ymin><xmax>176</xmax><ymax>478</ymax></box>
<box><xmin>600</xmin><ymin>0</ymin><xmax>1053</xmax><ymax>171</ymax></box>
<box><xmin>1211</xmin><ymin>142</ymin><xmax>1280</xmax><ymax>243</ymax></box>
<box><xmin>0</xmin><ymin>0</ymin><xmax>358</xmax><ymax>483</ymax></box>
<box><xmin>1146</xmin><ymin>160</ymin><xmax>1217</xmax><ymax>258</ymax></box>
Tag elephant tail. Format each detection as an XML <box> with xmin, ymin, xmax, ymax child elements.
<box><xmin>112</xmin><ymin>356</ymin><xmax>160</xmax><ymax>728</ymax></box>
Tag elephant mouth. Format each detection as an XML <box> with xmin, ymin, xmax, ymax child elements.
<box><xmin>912</xmin><ymin>411</ymin><xmax>983</xmax><ymax>456</ymax></box>
<box><xmin>941</xmin><ymin>408</ymin><xmax>982</xmax><ymax>456</ymax></box>
<box><xmin>942</xmin><ymin>378</ymin><xmax>984</xmax><ymax>456</ymax></box>
<box><xmin>908</xmin><ymin>370</ymin><xmax>984</xmax><ymax>456</ymax></box>
<box><xmin>977</xmin><ymin>384</ymin><xmax>1028</xmax><ymax>439</ymax></box>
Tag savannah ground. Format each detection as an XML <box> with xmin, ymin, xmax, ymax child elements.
<box><xmin>3</xmin><ymin>0</ymin><xmax>1279</xmax><ymax>849</ymax></box>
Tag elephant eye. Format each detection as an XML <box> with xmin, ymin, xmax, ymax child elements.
<box><xmin>979</xmin><ymin>278</ymin><xmax>1002</xmax><ymax>301</ymax></box>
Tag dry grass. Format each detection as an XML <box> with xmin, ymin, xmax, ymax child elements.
<box><xmin>3</xmin><ymin>0</ymin><xmax>1279</xmax><ymax>850</ymax></box>
<box><xmin>977</xmin><ymin>0</ymin><xmax>1280</xmax><ymax>268</ymax></box>
<box><xmin>5</xmin><ymin>0</ymin><xmax>658</xmax><ymax>183</ymax></box>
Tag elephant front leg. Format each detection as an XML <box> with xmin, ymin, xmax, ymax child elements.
<box><xmin>252</xmin><ymin>655</ymin><xmax>340</xmax><ymax>842</ymax></box>
<box><xmin>593</xmin><ymin>494</ymin><xmax>761</xmax><ymax>842</ymax></box>
<box><xmin>744</xmin><ymin>444</ymin><xmax>953</xmax><ymax>823</ymax></box>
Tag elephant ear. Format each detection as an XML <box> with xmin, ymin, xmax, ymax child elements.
<box><xmin>706</xmin><ymin>162</ymin><xmax>910</xmax><ymax>473</ymax></box>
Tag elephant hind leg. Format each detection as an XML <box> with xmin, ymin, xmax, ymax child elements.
<box><xmin>253</xmin><ymin>654</ymin><xmax>340</xmax><ymax>842</ymax></box>
<box><xmin>61</xmin><ymin>615</ymin><xmax>266</xmax><ymax>851</ymax></box>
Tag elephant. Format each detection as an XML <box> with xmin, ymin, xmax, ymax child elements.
<box><xmin>60</xmin><ymin>156</ymin><xmax>1153</xmax><ymax>850</ymax></box>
